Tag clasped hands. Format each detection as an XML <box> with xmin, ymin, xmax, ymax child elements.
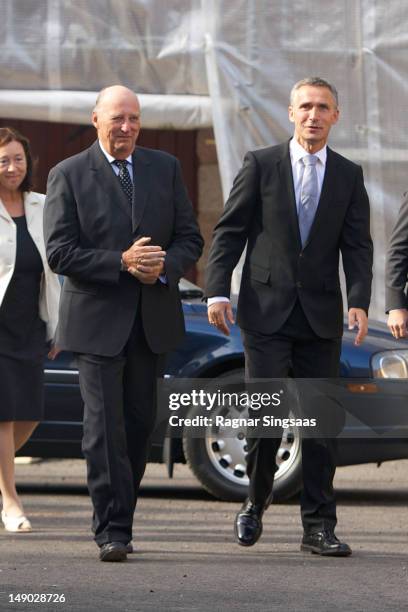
<box><xmin>122</xmin><ymin>236</ymin><xmax>166</xmax><ymax>285</ymax></box>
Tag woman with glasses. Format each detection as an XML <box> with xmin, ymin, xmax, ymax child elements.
<box><xmin>0</xmin><ymin>127</ymin><xmax>60</xmax><ymax>532</ymax></box>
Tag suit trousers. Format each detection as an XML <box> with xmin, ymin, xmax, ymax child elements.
<box><xmin>241</xmin><ymin>300</ymin><xmax>342</xmax><ymax>534</ymax></box>
<box><xmin>77</xmin><ymin>312</ymin><xmax>164</xmax><ymax>546</ymax></box>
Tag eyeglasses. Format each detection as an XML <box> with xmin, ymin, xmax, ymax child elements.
<box><xmin>0</xmin><ymin>156</ymin><xmax>26</xmax><ymax>169</ymax></box>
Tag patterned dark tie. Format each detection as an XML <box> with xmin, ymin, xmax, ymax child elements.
<box><xmin>298</xmin><ymin>154</ymin><xmax>319</xmax><ymax>246</ymax></box>
<box><xmin>114</xmin><ymin>159</ymin><xmax>133</xmax><ymax>204</ymax></box>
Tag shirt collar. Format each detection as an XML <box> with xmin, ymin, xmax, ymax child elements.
<box><xmin>98</xmin><ymin>140</ymin><xmax>133</xmax><ymax>166</ymax></box>
<box><xmin>289</xmin><ymin>137</ymin><xmax>327</xmax><ymax>166</ymax></box>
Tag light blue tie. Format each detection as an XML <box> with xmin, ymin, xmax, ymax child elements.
<box><xmin>298</xmin><ymin>155</ymin><xmax>319</xmax><ymax>246</ymax></box>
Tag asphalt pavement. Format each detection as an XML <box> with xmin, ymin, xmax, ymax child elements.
<box><xmin>0</xmin><ymin>460</ymin><xmax>407</xmax><ymax>612</ymax></box>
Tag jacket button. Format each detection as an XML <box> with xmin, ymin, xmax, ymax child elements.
<box><xmin>296</xmin><ymin>281</ymin><xmax>302</xmax><ymax>288</ymax></box>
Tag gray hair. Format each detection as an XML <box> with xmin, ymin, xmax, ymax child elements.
<box><xmin>290</xmin><ymin>77</ymin><xmax>339</xmax><ymax>107</ymax></box>
<box><xmin>93</xmin><ymin>88</ymin><xmax>107</xmax><ymax>111</ymax></box>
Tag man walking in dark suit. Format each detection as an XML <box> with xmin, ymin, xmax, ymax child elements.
<box><xmin>386</xmin><ymin>195</ymin><xmax>408</xmax><ymax>338</ymax></box>
<box><xmin>44</xmin><ymin>85</ymin><xmax>203</xmax><ymax>562</ymax></box>
<box><xmin>205</xmin><ymin>77</ymin><xmax>372</xmax><ymax>557</ymax></box>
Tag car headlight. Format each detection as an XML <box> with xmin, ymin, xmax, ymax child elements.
<box><xmin>371</xmin><ymin>350</ymin><xmax>408</xmax><ymax>378</ymax></box>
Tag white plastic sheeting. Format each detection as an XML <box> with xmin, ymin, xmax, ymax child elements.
<box><xmin>1</xmin><ymin>0</ymin><xmax>407</xmax><ymax>319</ymax></box>
<box><xmin>0</xmin><ymin>0</ymin><xmax>206</xmax><ymax>94</ymax></box>
<box><xmin>0</xmin><ymin>0</ymin><xmax>210</xmax><ymax>128</ymax></box>
<box><xmin>0</xmin><ymin>90</ymin><xmax>212</xmax><ymax>129</ymax></box>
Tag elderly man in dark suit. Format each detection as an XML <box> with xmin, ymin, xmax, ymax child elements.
<box><xmin>44</xmin><ymin>85</ymin><xmax>203</xmax><ymax>562</ymax></box>
<box><xmin>205</xmin><ymin>77</ymin><xmax>372</xmax><ymax>557</ymax></box>
<box><xmin>386</xmin><ymin>196</ymin><xmax>408</xmax><ymax>338</ymax></box>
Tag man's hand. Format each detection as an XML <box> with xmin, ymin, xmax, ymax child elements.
<box><xmin>387</xmin><ymin>308</ymin><xmax>408</xmax><ymax>339</ymax></box>
<box><xmin>47</xmin><ymin>345</ymin><xmax>61</xmax><ymax>360</ymax></box>
<box><xmin>348</xmin><ymin>308</ymin><xmax>368</xmax><ymax>346</ymax></box>
<box><xmin>122</xmin><ymin>236</ymin><xmax>166</xmax><ymax>269</ymax></box>
<box><xmin>208</xmin><ymin>301</ymin><xmax>235</xmax><ymax>336</ymax></box>
<box><xmin>128</xmin><ymin>261</ymin><xmax>165</xmax><ymax>284</ymax></box>
<box><xmin>122</xmin><ymin>236</ymin><xmax>166</xmax><ymax>285</ymax></box>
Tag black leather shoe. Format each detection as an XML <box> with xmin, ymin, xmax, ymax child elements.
<box><xmin>99</xmin><ymin>541</ymin><xmax>128</xmax><ymax>562</ymax></box>
<box><xmin>234</xmin><ymin>499</ymin><xmax>265</xmax><ymax>547</ymax></box>
<box><xmin>301</xmin><ymin>530</ymin><xmax>352</xmax><ymax>557</ymax></box>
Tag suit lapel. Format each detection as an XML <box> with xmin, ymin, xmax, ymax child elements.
<box><xmin>23</xmin><ymin>192</ymin><xmax>40</xmax><ymax>230</ymax></box>
<box><xmin>131</xmin><ymin>147</ymin><xmax>151</xmax><ymax>233</ymax></box>
<box><xmin>0</xmin><ymin>198</ymin><xmax>12</xmax><ymax>222</ymax></box>
<box><xmin>24</xmin><ymin>192</ymin><xmax>47</xmax><ymax>261</ymax></box>
<box><xmin>278</xmin><ymin>143</ymin><xmax>302</xmax><ymax>248</ymax></box>
<box><xmin>88</xmin><ymin>141</ymin><xmax>132</xmax><ymax>220</ymax></box>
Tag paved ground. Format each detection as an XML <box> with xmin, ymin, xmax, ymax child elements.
<box><xmin>0</xmin><ymin>460</ymin><xmax>407</xmax><ymax>611</ymax></box>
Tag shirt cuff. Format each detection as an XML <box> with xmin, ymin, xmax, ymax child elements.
<box><xmin>120</xmin><ymin>254</ymin><xmax>127</xmax><ymax>272</ymax></box>
<box><xmin>207</xmin><ymin>296</ymin><xmax>230</xmax><ymax>307</ymax></box>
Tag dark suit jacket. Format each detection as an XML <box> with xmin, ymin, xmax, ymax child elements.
<box><xmin>206</xmin><ymin>141</ymin><xmax>373</xmax><ymax>339</ymax></box>
<box><xmin>385</xmin><ymin>194</ymin><xmax>408</xmax><ymax>312</ymax></box>
<box><xmin>44</xmin><ymin>141</ymin><xmax>203</xmax><ymax>356</ymax></box>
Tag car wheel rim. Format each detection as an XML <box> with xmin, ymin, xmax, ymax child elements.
<box><xmin>205</xmin><ymin>412</ymin><xmax>301</xmax><ymax>487</ymax></box>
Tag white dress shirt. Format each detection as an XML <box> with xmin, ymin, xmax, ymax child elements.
<box><xmin>98</xmin><ymin>140</ymin><xmax>134</xmax><ymax>181</ymax></box>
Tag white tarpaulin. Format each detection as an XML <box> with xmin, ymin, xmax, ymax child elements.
<box><xmin>1</xmin><ymin>0</ymin><xmax>407</xmax><ymax>319</ymax></box>
<box><xmin>0</xmin><ymin>90</ymin><xmax>212</xmax><ymax>129</ymax></box>
<box><xmin>0</xmin><ymin>0</ymin><xmax>206</xmax><ymax>94</ymax></box>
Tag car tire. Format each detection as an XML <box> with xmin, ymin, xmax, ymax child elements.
<box><xmin>182</xmin><ymin>369</ymin><xmax>303</xmax><ymax>502</ymax></box>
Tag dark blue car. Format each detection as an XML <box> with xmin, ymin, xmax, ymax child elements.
<box><xmin>20</xmin><ymin>280</ymin><xmax>408</xmax><ymax>501</ymax></box>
